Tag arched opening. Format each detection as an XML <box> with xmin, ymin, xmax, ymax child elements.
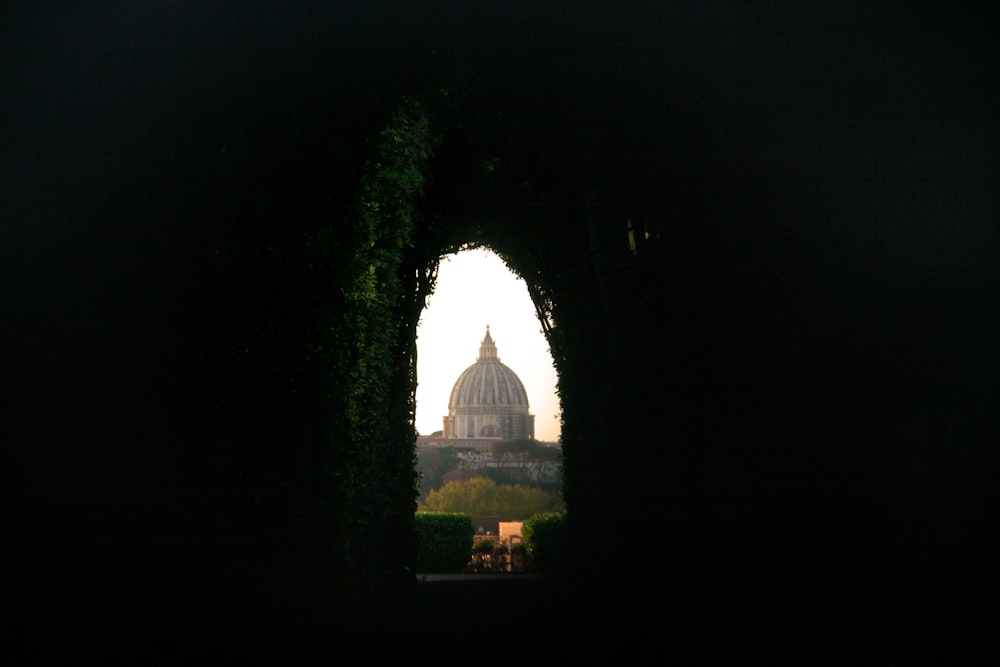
<box><xmin>415</xmin><ymin>246</ymin><xmax>561</xmax><ymax>444</ymax></box>
<box><xmin>412</xmin><ymin>245</ymin><xmax>563</xmax><ymax>523</ymax></box>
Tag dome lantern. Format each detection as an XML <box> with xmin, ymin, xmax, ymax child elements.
<box><xmin>477</xmin><ymin>324</ymin><xmax>499</xmax><ymax>361</ymax></box>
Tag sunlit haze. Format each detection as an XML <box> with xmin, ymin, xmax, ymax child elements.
<box><xmin>415</xmin><ymin>248</ymin><xmax>561</xmax><ymax>442</ymax></box>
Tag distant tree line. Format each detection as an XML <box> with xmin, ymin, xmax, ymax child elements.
<box><xmin>415</xmin><ymin>438</ymin><xmax>562</xmax><ymax>504</ymax></box>
<box><xmin>418</xmin><ymin>477</ymin><xmax>564</xmax><ymax>520</ymax></box>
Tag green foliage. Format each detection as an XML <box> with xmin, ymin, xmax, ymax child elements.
<box><xmin>522</xmin><ymin>512</ymin><xmax>569</xmax><ymax>575</ymax></box>
<box><xmin>414</xmin><ymin>512</ymin><xmax>475</xmax><ymax>573</ymax></box>
<box><xmin>415</xmin><ymin>446</ymin><xmax>461</xmax><ymax>502</ymax></box>
<box><xmin>488</xmin><ymin>438</ymin><xmax>562</xmax><ymax>486</ymax></box>
<box><xmin>293</xmin><ymin>94</ymin><xmax>441</xmax><ymax>586</ymax></box>
<box><xmin>417</xmin><ymin>477</ymin><xmax>564</xmax><ymax>520</ymax></box>
<box><xmin>491</xmin><ymin>438</ymin><xmax>554</xmax><ymax>460</ymax></box>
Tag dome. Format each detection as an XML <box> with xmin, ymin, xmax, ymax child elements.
<box><xmin>442</xmin><ymin>326</ymin><xmax>535</xmax><ymax>440</ymax></box>
<box><xmin>448</xmin><ymin>326</ymin><xmax>529</xmax><ymax>409</ymax></box>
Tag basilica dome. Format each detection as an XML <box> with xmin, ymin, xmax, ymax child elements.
<box><xmin>442</xmin><ymin>326</ymin><xmax>535</xmax><ymax>440</ymax></box>
<box><xmin>448</xmin><ymin>327</ymin><xmax>529</xmax><ymax>409</ymax></box>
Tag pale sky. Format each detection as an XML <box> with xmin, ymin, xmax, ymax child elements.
<box><xmin>415</xmin><ymin>248</ymin><xmax>562</xmax><ymax>442</ymax></box>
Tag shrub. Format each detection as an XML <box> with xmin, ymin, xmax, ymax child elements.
<box><xmin>521</xmin><ymin>512</ymin><xmax>568</xmax><ymax>575</ymax></box>
<box><xmin>414</xmin><ymin>512</ymin><xmax>475</xmax><ymax>573</ymax></box>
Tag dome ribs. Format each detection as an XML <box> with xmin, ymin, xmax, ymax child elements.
<box><xmin>442</xmin><ymin>327</ymin><xmax>535</xmax><ymax>439</ymax></box>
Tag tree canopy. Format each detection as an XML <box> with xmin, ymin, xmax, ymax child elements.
<box><xmin>418</xmin><ymin>477</ymin><xmax>564</xmax><ymax>520</ymax></box>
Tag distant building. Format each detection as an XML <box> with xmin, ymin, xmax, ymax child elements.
<box><xmin>440</xmin><ymin>325</ymin><xmax>535</xmax><ymax>440</ymax></box>
<box><xmin>417</xmin><ymin>326</ymin><xmax>560</xmax><ymax>486</ymax></box>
